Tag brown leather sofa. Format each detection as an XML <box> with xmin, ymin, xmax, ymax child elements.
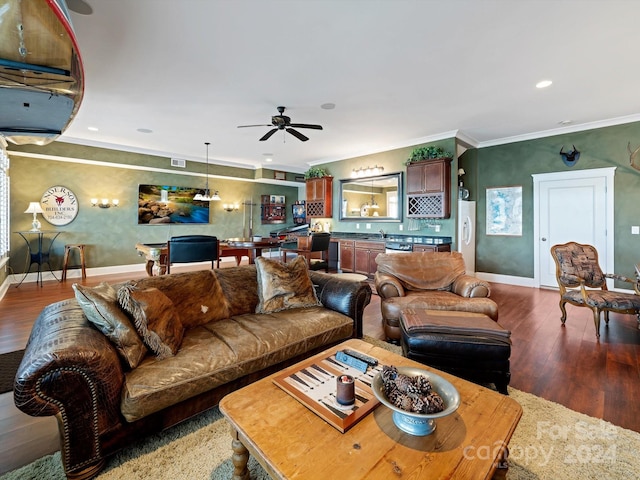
<box><xmin>14</xmin><ymin>264</ymin><xmax>371</xmax><ymax>479</ymax></box>
<box><xmin>374</xmin><ymin>251</ymin><xmax>498</xmax><ymax>342</ymax></box>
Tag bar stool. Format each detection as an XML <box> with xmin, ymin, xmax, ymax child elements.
<box><xmin>62</xmin><ymin>244</ymin><xmax>87</xmax><ymax>281</ymax></box>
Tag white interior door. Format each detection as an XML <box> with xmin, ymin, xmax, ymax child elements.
<box><xmin>534</xmin><ymin>168</ymin><xmax>615</xmax><ymax>288</ymax></box>
<box><xmin>458</xmin><ymin>200</ymin><xmax>476</xmax><ymax>274</ymax></box>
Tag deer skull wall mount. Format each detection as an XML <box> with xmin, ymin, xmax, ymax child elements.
<box><xmin>628</xmin><ymin>142</ymin><xmax>640</xmax><ymax>172</ymax></box>
<box><xmin>559</xmin><ymin>145</ymin><xmax>581</xmax><ymax>167</ymax></box>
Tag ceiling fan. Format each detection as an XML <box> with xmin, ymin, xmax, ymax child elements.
<box><xmin>237</xmin><ymin>106</ymin><xmax>323</xmax><ymax>142</ymax></box>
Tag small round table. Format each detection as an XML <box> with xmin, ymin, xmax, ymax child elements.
<box><xmin>15</xmin><ymin>230</ymin><xmax>62</xmax><ymax>287</ymax></box>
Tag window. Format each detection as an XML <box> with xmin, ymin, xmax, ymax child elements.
<box><xmin>0</xmin><ymin>140</ymin><xmax>9</xmax><ymax>259</ymax></box>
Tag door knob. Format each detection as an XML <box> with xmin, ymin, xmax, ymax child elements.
<box><xmin>541</xmin><ymin>237</ymin><xmax>547</xmax><ymax>241</ymax></box>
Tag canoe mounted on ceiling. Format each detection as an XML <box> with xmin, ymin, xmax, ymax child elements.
<box><xmin>0</xmin><ymin>0</ymin><xmax>84</xmax><ymax>146</ymax></box>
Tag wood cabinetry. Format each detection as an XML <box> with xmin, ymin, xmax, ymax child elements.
<box><xmin>406</xmin><ymin>158</ymin><xmax>451</xmax><ymax>219</ymax></box>
<box><xmin>354</xmin><ymin>240</ymin><xmax>385</xmax><ymax>277</ymax></box>
<box><xmin>339</xmin><ymin>239</ymin><xmax>355</xmax><ymax>272</ymax></box>
<box><xmin>305</xmin><ymin>177</ymin><xmax>333</xmax><ymax>218</ymax></box>
<box><xmin>412</xmin><ymin>244</ymin><xmax>451</xmax><ymax>253</ymax></box>
<box><xmin>261</xmin><ymin>195</ymin><xmax>286</xmax><ymax>224</ymax></box>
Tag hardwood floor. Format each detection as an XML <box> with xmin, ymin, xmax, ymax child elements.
<box><xmin>1</xmin><ymin>268</ymin><xmax>640</xmax><ymax>475</ymax></box>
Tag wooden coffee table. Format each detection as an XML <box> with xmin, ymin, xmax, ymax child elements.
<box><xmin>219</xmin><ymin>339</ymin><xmax>522</xmax><ymax>480</ymax></box>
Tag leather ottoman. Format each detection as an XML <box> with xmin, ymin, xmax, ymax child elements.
<box><xmin>400</xmin><ymin>309</ymin><xmax>511</xmax><ymax>394</ymax></box>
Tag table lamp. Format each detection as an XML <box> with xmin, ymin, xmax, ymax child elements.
<box><xmin>24</xmin><ymin>202</ymin><xmax>44</xmax><ymax>231</ymax></box>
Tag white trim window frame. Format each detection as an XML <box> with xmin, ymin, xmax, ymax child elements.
<box><xmin>0</xmin><ymin>139</ymin><xmax>9</xmax><ymax>260</ymax></box>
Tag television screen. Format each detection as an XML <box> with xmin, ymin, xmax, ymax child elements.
<box><xmin>138</xmin><ymin>184</ymin><xmax>210</xmax><ymax>224</ymax></box>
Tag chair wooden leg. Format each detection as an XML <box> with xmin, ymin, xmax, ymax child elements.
<box><xmin>592</xmin><ymin>308</ymin><xmax>601</xmax><ymax>338</ymax></box>
<box><xmin>559</xmin><ymin>300</ymin><xmax>567</xmax><ymax>324</ymax></box>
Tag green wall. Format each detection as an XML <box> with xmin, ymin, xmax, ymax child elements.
<box><xmin>475</xmin><ymin>121</ymin><xmax>640</xmax><ymax>281</ymax></box>
<box><xmin>7</xmin><ymin>143</ymin><xmax>299</xmax><ymax>275</ymax></box>
<box><xmin>6</xmin><ymin>119</ymin><xmax>640</xmax><ymax>283</ymax></box>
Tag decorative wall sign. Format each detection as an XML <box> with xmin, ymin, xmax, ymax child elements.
<box><xmin>40</xmin><ymin>185</ymin><xmax>79</xmax><ymax>226</ymax></box>
<box><xmin>486</xmin><ymin>186</ymin><xmax>522</xmax><ymax>236</ymax></box>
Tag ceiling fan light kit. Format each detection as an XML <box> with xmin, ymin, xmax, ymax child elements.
<box><xmin>238</xmin><ymin>106</ymin><xmax>323</xmax><ymax>142</ymax></box>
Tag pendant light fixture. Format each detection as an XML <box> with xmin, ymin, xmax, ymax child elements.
<box><xmin>193</xmin><ymin>142</ymin><xmax>220</xmax><ymax>201</ymax></box>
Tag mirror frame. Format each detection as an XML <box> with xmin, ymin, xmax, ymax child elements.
<box><xmin>339</xmin><ymin>172</ymin><xmax>403</xmax><ymax>222</ymax></box>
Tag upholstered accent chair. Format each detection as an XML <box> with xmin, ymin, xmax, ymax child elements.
<box><xmin>550</xmin><ymin>241</ymin><xmax>640</xmax><ymax>338</ymax></box>
<box><xmin>166</xmin><ymin>235</ymin><xmax>218</xmax><ymax>273</ymax></box>
<box><xmin>281</xmin><ymin>232</ymin><xmax>331</xmax><ymax>272</ymax></box>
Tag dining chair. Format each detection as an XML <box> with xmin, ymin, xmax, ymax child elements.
<box><xmin>280</xmin><ymin>232</ymin><xmax>331</xmax><ymax>272</ymax></box>
<box><xmin>550</xmin><ymin>241</ymin><xmax>640</xmax><ymax>338</ymax></box>
<box><xmin>166</xmin><ymin>235</ymin><xmax>218</xmax><ymax>273</ymax></box>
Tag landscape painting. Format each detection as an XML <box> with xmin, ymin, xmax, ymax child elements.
<box><xmin>138</xmin><ymin>184</ymin><xmax>210</xmax><ymax>224</ymax></box>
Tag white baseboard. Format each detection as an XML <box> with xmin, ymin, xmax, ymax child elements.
<box><xmin>475</xmin><ymin>272</ymin><xmax>537</xmax><ymax>288</ymax></box>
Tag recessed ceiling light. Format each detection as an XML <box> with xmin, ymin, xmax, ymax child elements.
<box><xmin>536</xmin><ymin>80</ymin><xmax>553</xmax><ymax>89</ymax></box>
<box><xmin>137</xmin><ymin>128</ymin><xmax>153</xmax><ymax>134</ymax></box>
<box><xmin>263</xmin><ymin>153</ymin><xmax>273</xmax><ymax>162</ymax></box>
<box><xmin>321</xmin><ymin>103</ymin><xmax>336</xmax><ymax>110</ymax></box>
<box><xmin>87</xmin><ymin>126</ymin><xmax>98</xmax><ymax>131</ymax></box>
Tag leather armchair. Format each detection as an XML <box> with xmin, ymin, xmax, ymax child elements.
<box><xmin>374</xmin><ymin>251</ymin><xmax>498</xmax><ymax>342</ymax></box>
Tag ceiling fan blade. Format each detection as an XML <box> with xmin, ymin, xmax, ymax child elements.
<box><xmin>289</xmin><ymin>123</ymin><xmax>323</xmax><ymax>130</ymax></box>
<box><xmin>259</xmin><ymin>128</ymin><xmax>278</xmax><ymax>141</ymax></box>
<box><xmin>286</xmin><ymin>128</ymin><xmax>309</xmax><ymax>142</ymax></box>
<box><xmin>238</xmin><ymin>124</ymin><xmax>272</xmax><ymax>128</ymax></box>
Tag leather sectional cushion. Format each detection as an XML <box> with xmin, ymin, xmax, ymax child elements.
<box><xmin>118</xmin><ymin>284</ymin><xmax>184</xmax><ymax>359</ymax></box>
<box><xmin>130</xmin><ymin>270</ymin><xmax>230</xmax><ymax>329</ymax></box>
<box><xmin>73</xmin><ymin>282</ymin><xmax>148</xmax><ymax>368</ymax></box>
<box><xmin>120</xmin><ymin>306</ymin><xmax>352</xmax><ymax>422</ymax></box>
<box><xmin>255</xmin><ymin>256</ymin><xmax>321</xmax><ymax>314</ymax></box>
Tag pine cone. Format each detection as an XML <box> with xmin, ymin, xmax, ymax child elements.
<box><xmin>394</xmin><ymin>374</ymin><xmax>419</xmax><ymax>394</ymax></box>
<box><xmin>380</xmin><ymin>365</ymin><xmax>398</xmax><ymax>384</ymax></box>
<box><xmin>393</xmin><ymin>393</ymin><xmax>413</xmax><ymax>411</ymax></box>
<box><xmin>414</xmin><ymin>375</ymin><xmax>432</xmax><ymax>395</ymax></box>
<box><xmin>411</xmin><ymin>396</ymin><xmax>426</xmax><ymax>413</ymax></box>
<box><xmin>423</xmin><ymin>392</ymin><xmax>445</xmax><ymax>414</ymax></box>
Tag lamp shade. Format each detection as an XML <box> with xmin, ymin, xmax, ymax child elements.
<box><xmin>24</xmin><ymin>202</ymin><xmax>44</xmax><ymax>214</ymax></box>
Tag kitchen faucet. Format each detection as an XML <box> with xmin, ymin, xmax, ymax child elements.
<box><xmin>379</xmin><ymin>229</ymin><xmax>385</xmax><ymax>238</ymax></box>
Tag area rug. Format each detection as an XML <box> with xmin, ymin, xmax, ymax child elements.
<box><xmin>0</xmin><ymin>350</ymin><xmax>24</xmax><ymax>394</ymax></box>
<box><xmin>2</xmin><ymin>339</ymin><xmax>638</xmax><ymax>479</ymax></box>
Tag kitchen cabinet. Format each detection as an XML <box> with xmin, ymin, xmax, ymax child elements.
<box><xmin>305</xmin><ymin>177</ymin><xmax>333</xmax><ymax>218</ymax></box>
<box><xmin>339</xmin><ymin>239</ymin><xmax>355</xmax><ymax>272</ymax></box>
<box><xmin>354</xmin><ymin>240</ymin><xmax>385</xmax><ymax>277</ymax></box>
<box><xmin>406</xmin><ymin>158</ymin><xmax>451</xmax><ymax>219</ymax></box>
<box><xmin>412</xmin><ymin>244</ymin><xmax>451</xmax><ymax>253</ymax></box>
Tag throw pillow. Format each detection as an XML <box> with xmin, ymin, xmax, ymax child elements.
<box><xmin>117</xmin><ymin>283</ymin><xmax>184</xmax><ymax>359</ymax></box>
<box><xmin>73</xmin><ymin>282</ymin><xmax>148</xmax><ymax>369</ymax></box>
<box><xmin>255</xmin><ymin>256</ymin><xmax>321</xmax><ymax>314</ymax></box>
<box><xmin>130</xmin><ymin>270</ymin><xmax>229</xmax><ymax>329</ymax></box>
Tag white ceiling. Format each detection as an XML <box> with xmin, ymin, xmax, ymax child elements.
<box><xmin>61</xmin><ymin>0</ymin><xmax>640</xmax><ymax>173</ymax></box>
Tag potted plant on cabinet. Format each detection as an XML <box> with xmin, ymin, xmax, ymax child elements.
<box><xmin>406</xmin><ymin>146</ymin><xmax>453</xmax><ymax>165</ymax></box>
<box><xmin>304</xmin><ymin>166</ymin><xmax>330</xmax><ymax>179</ymax></box>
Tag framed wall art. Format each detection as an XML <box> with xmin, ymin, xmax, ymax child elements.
<box><xmin>486</xmin><ymin>185</ymin><xmax>522</xmax><ymax>236</ymax></box>
<box><xmin>138</xmin><ymin>184</ymin><xmax>210</xmax><ymax>225</ymax></box>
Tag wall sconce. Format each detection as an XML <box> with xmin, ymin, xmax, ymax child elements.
<box><xmin>91</xmin><ymin>198</ymin><xmax>119</xmax><ymax>208</ymax></box>
<box><xmin>350</xmin><ymin>165</ymin><xmax>384</xmax><ymax>178</ymax></box>
<box><xmin>223</xmin><ymin>202</ymin><xmax>240</xmax><ymax>212</ymax></box>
